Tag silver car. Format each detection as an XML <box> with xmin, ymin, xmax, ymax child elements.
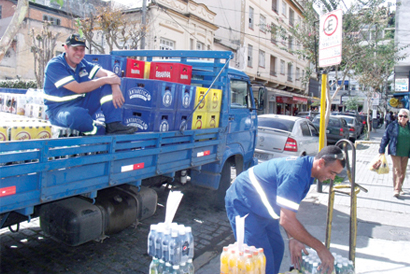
<box><xmin>254</xmin><ymin>114</ymin><xmax>319</xmax><ymax>163</ymax></box>
<box><xmin>336</xmin><ymin>115</ymin><xmax>362</xmax><ymax>141</ymax></box>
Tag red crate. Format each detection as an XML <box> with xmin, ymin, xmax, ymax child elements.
<box><xmin>126</xmin><ymin>59</ymin><xmax>146</xmax><ymax>78</ymax></box>
<box><xmin>149</xmin><ymin>62</ymin><xmax>192</xmax><ymax>85</ymax></box>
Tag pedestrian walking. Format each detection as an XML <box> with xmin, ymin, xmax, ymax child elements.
<box><xmin>379</xmin><ymin>108</ymin><xmax>410</xmax><ymax>197</ymax></box>
<box><xmin>385</xmin><ymin>111</ymin><xmax>393</xmax><ymax>129</ymax></box>
<box><xmin>225</xmin><ymin>146</ymin><xmax>346</xmax><ymax>274</ymax></box>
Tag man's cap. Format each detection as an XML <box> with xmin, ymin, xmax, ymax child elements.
<box><xmin>63</xmin><ymin>34</ymin><xmax>88</xmax><ymax>48</ymax></box>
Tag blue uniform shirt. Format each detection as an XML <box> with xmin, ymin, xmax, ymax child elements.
<box><xmin>226</xmin><ymin>156</ymin><xmax>315</xmax><ymax>220</ymax></box>
<box><xmin>43</xmin><ymin>53</ymin><xmax>100</xmax><ymax>112</ymax></box>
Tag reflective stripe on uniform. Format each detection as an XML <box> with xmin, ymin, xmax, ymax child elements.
<box><xmin>100</xmin><ymin>94</ymin><xmax>113</xmax><ymax>105</ymax></box>
<box><xmin>248</xmin><ymin>167</ymin><xmax>280</xmax><ymax>220</ymax></box>
<box><xmin>55</xmin><ymin>75</ymin><xmax>75</xmax><ymax>88</ymax></box>
<box><xmin>89</xmin><ymin>66</ymin><xmax>100</xmax><ymax>79</ymax></box>
<box><xmin>276</xmin><ymin>196</ymin><xmax>299</xmax><ymax>211</ymax></box>
<box><xmin>83</xmin><ymin>123</ymin><xmax>98</xmax><ymax>135</ymax></box>
<box><xmin>43</xmin><ymin>93</ymin><xmax>86</xmax><ymax>102</ymax></box>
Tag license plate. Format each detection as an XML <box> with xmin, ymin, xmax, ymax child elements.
<box><xmin>255</xmin><ymin>152</ymin><xmax>270</xmax><ymax>160</ymax></box>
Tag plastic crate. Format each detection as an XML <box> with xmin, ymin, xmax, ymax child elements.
<box><xmin>194</xmin><ymin>87</ymin><xmax>222</xmax><ymax>113</ymax></box>
<box><xmin>121</xmin><ymin>78</ymin><xmax>176</xmax><ymax>111</ymax></box>
<box><xmin>176</xmin><ymin>84</ymin><xmax>196</xmax><ymax>111</ymax></box>
<box><xmin>175</xmin><ymin>111</ymin><xmax>192</xmax><ymax>131</ymax></box>
<box><xmin>191</xmin><ymin>112</ymin><xmax>207</xmax><ymax>130</ymax></box>
<box><xmin>83</xmin><ymin>54</ymin><xmax>127</xmax><ymax>77</ymax></box>
<box><xmin>122</xmin><ymin>105</ymin><xmax>154</xmax><ymax>132</ymax></box>
<box><xmin>149</xmin><ymin>62</ymin><xmax>192</xmax><ymax>85</ymax></box>
<box><xmin>125</xmin><ymin>59</ymin><xmax>150</xmax><ymax>79</ymax></box>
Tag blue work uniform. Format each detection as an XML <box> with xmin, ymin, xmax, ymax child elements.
<box><xmin>43</xmin><ymin>53</ymin><xmax>121</xmax><ymax>135</ymax></box>
<box><xmin>225</xmin><ymin>156</ymin><xmax>315</xmax><ymax>274</ymax></box>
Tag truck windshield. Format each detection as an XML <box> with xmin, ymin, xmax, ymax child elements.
<box><xmin>258</xmin><ymin>117</ymin><xmax>295</xmax><ymax>132</ymax></box>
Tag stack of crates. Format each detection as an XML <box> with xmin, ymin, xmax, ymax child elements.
<box><xmin>83</xmin><ymin>54</ymin><xmax>128</xmax><ymax>77</ymax></box>
<box><xmin>191</xmin><ymin>87</ymin><xmax>222</xmax><ymax>130</ymax></box>
<box><xmin>121</xmin><ymin>78</ymin><xmax>177</xmax><ymax>132</ymax></box>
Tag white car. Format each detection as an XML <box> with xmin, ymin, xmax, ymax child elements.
<box><xmin>254</xmin><ymin>114</ymin><xmax>319</xmax><ymax>163</ymax></box>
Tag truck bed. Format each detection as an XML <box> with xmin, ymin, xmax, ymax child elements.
<box><xmin>0</xmin><ymin>128</ymin><xmax>221</xmax><ymax>215</ymax></box>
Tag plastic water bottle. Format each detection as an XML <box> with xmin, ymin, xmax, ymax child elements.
<box><xmin>171</xmin><ymin>265</ymin><xmax>181</xmax><ymax>274</ymax></box>
<box><xmin>180</xmin><ymin>261</ymin><xmax>188</xmax><ymax>274</ymax></box>
<box><xmin>155</xmin><ymin>225</ymin><xmax>164</xmax><ymax>259</ymax></box>
<box><xmin>157</xmin><ymin>259</ymin><xmax>165</xmax><ymax>274</ymax></box>
<box><xmin>148</xmin><ymin>224</ymin><xmax>157</xmax><ymax>257</ymax></box>
<box><xmin>149</xmin><ymin>257</ymin><xmax>159</xmax><ymax>274</ymax></box>
<box><xmin>164</xmin><ymin>262</ymin><xmax>172</xmax><ymax>274</ymax></box>
<box><xmin>179</xmin><ymin>226</ymin><xmax>189</xmax><ymax>264</ymax></box>
<box><xmin>186</xmin><ymin>258</ymin><xmax>195</xmax><ymax>274</ymax></box>
<box><xmin>253</xmin><ymin>250</ymin><xmax>261</xmax><ymax>274</ymax></box>
<box><xmin>185</xmin><ymin>226</ymin><xmax>194</xmax><ymax>259</ymax></box>
<box><xmin>169</xmin><ymin>231</ymin><xmax>181</xmax><ymax>265</ymax></box>
<box><xmin>162</xmin><ymin>229</ymin><xmax>171</xmax><ymax>262</ymax></box>
<box><xmin>220</xmin><ymin>246</ymin><xmax>230</xmax><ymax>274</ymax></box>
<box><xmin>237</xmin><ymin>251</ymin><xmax>245</xmax><ymax>274</ymax></box>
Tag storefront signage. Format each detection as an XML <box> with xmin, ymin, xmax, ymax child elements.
<box><xmin>395</xmin><ymin>78</ymin><xmax>409</xmax><ymax>92</ymax></box>
<box><xmin>293</xmin><ymin>96</ymin><xmax>308</xmax><ymax>104</ymax></box>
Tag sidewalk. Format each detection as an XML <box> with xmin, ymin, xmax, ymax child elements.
<box><xmin>197</xmin><ymin>129</ymin><xmax>410</xmax><ymax>274</ymax></box>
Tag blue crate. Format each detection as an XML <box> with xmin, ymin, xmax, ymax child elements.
<box><xmin>153</xmin><ymin>111</ymin><xmax>176</xmax><ymax>132</ymax></box>
<box><xmin>175</xmin><ymin>84</ymin><xmax>196</xmax><ymax>112</ymax></box>
<box><xmin>175</xmin><ymin>111</ymin><xmax>192</xmax><ymax>131</ymax></box>
<box><xmin>84</xmin><ymin>54</ymin><xmax>127</xmax><ymax>77</ymax></box>
<box><xmin>122</xmin><ymin>105</ymin><xmax>154</xmax><ymax>132</ymax></box>
<box><xmin>121</xmin><ymin>78</ymin><xmax>176</xmax><ymax>111</ymax></box>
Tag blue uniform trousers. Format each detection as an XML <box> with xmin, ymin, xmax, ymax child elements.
<box><xmin>47</xmin><ymin>85</ymin><xmax>120</xmax><ymax>133</ymax></box>
<box><xmin>226</xmin><ymin>205</ymin><xmax>285</xmax><ymax>274</ymax></box>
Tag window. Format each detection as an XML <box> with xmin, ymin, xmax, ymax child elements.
<box><xmin>288</xmin><ymin>35</ymin><xmax>293</xmax><ymax>50</ymax></box>
<box><xmin>197</xmin><ymin>41</ymin><xmax>204</xmax><ymax>50</ymax></box>
<box><xmin>280</xmin><ymin>60</ymin><xmax>285</xmax><ymax>74</ymax></box>
<box><xmin>308</xmin><ymin>123</ymin><xmax>318</xmax><ymax>136</ymax></box>
<box><xmin>260</xmin><ymin>15</ymin><xmax>266</xmax><ymax>32</ymax></box>
<box><xmin>249</xmin><ymin>6</ymin><xmax>254</xmax><ymax>29</ymax></box>
<box><xmin>270</xmin><ymin>24</ymin><xmax>278</xmax><ymax>43</ymax></box>
<box><xmin>282</xmin><ymin>1</ymin><xmax>287</xmax><ymax>16</ymax></box>
<box><xmin>230</xmin><ymin>79</ymin><xmax>250</xmax><ymax>108</ymax></box>
<box><xmin>190</xmin><ymin>39</ymin><xmax>194</xmax><ymax>50</ymax></box>
<box><xmin>272</xmin><ymin>0</ymin><xmax>278</xmax><ymax>13</ymax></box>
<box><xmin>259</xmin><ymin>50</ymin><xmax>265</xmax><ymax>68</ymax></box>
<box><xmin>302</xmin><ymin>70</ymin><xmax>305</xmax><ymax>80</ymax></box>
<box><xmin>270</xmin><ymin>55</ymin><xmax>277</xmax><ymax>76</ymax></box>
<box><xmin>160</xmin><ymin>38</ymin><xmax>175</xmax><ymax>50</ymax></box>
<box><xmin>43</xmin><ymin>15</ymin><xmax>60</xmax><ymax>25</ymax></box>
<box><xmin>301</xmin><ymin>122</ymin><xmax>311</xmax><ymax>136</ymax></box>
<box><xmin>287</xmin><ymin>63</ymin><xmax>293</xmax><ymax>81</ymax></box>
<box><xmin>289</xmin><ymin>9</ymin><xmax>294</xmax><ymax>26</ymax></box>
<box><xmin>296</xmin><ymin>67</ymin><xmax>300</xmax><ymax>80</ymax></box>
<box><xmin>0</xmin><ymin>6</ymin><xmax>2</xmax><ymax>19</ymax></box>
<box><xmin>248</xmin><ymin>44</ymin><xmax>253</xmax><ymax>67</ymax></box>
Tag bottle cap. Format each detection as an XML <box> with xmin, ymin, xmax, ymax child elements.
<box><xmin>171</xmin><ymin>231</ymin><xmax>178</xmax><ymax>237</ymax></box>
<box><xmin>223</xmin><ymin>247</ymin><xmax>229</xmax><ymax>252</ymax></box>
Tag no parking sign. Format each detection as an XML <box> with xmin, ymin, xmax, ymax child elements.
<box><xmin>319</xmin><ymin>9</ymin><xmax>343</xmax><ymax>68</ymax></box>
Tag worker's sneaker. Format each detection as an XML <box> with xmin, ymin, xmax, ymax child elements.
<box><xmin>393</xmin><ymin>191</ymin><xmax>400</xmax><ymax>198</ymax></box>
<box><xmin>106</xmin><ymin>122</ymin><xmax>137</xmax><ymax>135</ymax></box>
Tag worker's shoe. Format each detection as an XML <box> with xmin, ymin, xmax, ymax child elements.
<box><xmin>106</xmin><ymin>122</ymin><xmax>138</xmax><ymax>135</ymax></box>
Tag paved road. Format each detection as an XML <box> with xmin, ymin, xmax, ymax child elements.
<box><xmin>0</xmin><ymin>183</ymin><xmax>234</xmax><ymax>273</ymax></box>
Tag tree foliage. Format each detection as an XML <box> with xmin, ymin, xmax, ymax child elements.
<box><xmin>282</xmin><ymin>0</ymin><xmax>406</xmax><ymax>140</ymax></box>
<box><xmin>77</xmin><ymin>5</ymin><xmax>144</xmax><ymax>53</ymax></box>
<box><xmin>30</xmin><ymin>22</ymin><xmax>61</xmax><ymax>88</ymax></box>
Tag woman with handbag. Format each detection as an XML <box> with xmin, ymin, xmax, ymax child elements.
<box><xmin>379</xmin><ymin>108</ymin><xmax>410</xmax><ymax>197</ymax></box>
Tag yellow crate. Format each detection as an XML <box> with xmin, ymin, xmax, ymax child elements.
<box><xmin>194</xmin><ymin>87</ymin><xmax>222</xmax><ymax>113</ymax></box>
<box><xmin>0</xmin><ymin>126</ymin><xmax>8</xmax><ymax>141</ymax></box>
<box><xmin>144</xmin><ymin>62</ymin><xmax>151</xmax><ymax>79</ymax></box>
<box><xmin>192</xmin><ymin>112</ymin><xmax>207</xmax><ymax>130</ymax></box>
<box><xmin>9</xmin><ymin>124</ymin><xmax>52</xmax><ymax>141</ymax></box>
<box><xmin>205</xmin><ymin>113</ymin><xmax>220</xmax><ymax>129</ymax></box>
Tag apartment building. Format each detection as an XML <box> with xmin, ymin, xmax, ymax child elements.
<box><xmin>198</xmin><ymin>0</ymin><xmax>313</xmax><ymax>114</ymax></box>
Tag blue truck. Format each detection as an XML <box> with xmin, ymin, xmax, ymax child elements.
<box><xmin>0</xmin><ymin>50</ymin><xmax>259</xmax><ymax>246</ymax></box>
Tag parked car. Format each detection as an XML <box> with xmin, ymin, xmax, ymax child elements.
<box><xmin>333</xmin><ymin>112</ymin><xmax>365</xmax><ymax>134</ymax></box>
<box><xmin>336</xmin><ymin>115</ymin><xmax>362</xmax><ymax>141</ymax></box>
<box><xmin>254</xmin><ymin>114</ymin><xmax>319</xmax><ymax>162</ymax></box>
<box><xmin>295</xmin><ymin>111</ymin><xmax>320</xmax><ymax>121</ymax></box>
<box><xmin>312</xmin><ymin>115</ymin><xmax>349</xmax><ymax>144</ymax></box>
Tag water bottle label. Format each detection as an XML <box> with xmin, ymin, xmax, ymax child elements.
<box><xmin>182</xmin><ymin>241</ymin><xmax>189</xmax><ymax>256</ymax></box>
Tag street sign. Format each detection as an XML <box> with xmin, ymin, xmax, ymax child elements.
<box><xmin>319</xmin><ymin>9</ymin><xmax>343</xmax><ymax>68</ymax></box>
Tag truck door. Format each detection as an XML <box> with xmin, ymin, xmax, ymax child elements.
<box><xmin>227</xmin><ymin>77</ymin><xmax>257</xmax><ymax>164</ymax></box>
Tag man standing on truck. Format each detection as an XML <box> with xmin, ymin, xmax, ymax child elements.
<box><xmin>43</xmin><ymin>34</ymin><xmax>137</xmax><ymax>135</ymax></box>
<box><xmin>225</xmin><ymin>146</ymin><xmax>345</xmax><ymax>274</ymax></box>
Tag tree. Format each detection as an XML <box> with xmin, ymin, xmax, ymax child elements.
<box><xmin>344</xmin><ymin>96</ymin><xmax>359</xmax><ymax>111</ymax></box>
<box><xmin>30</xmin><ymin>22</ymin><xmax>61</xmax><ymax>88</ymax></box>
<box><xmin>77</xmin><ymin>5</ymin><xmax>144</xmax><ymax>53</ymax></box>
<box><xmin>0</xmin><ymin>0</ymin><xmax>29</xmax><ymax>62</ymax></box>
<box><xmin>281</xmin><ymin>0</ymin><xmax>406</xmax><ymax>143</ymax></box>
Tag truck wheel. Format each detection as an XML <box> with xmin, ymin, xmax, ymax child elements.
<box><xmin>213</xmin><ymin>160</ymin><xmax>235</xmax><ymax>210</ymax></box>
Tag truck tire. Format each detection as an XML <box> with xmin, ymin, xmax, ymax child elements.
<box><xmin>213</xmin><ymin>160</ymin><xmax>235</xmax><ymax>210</ymax></box>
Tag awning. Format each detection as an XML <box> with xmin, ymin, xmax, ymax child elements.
<box><xmin>293</xmin><ymin>96</ymin><xmax>308</xmax><ymax>104</ymax></box>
